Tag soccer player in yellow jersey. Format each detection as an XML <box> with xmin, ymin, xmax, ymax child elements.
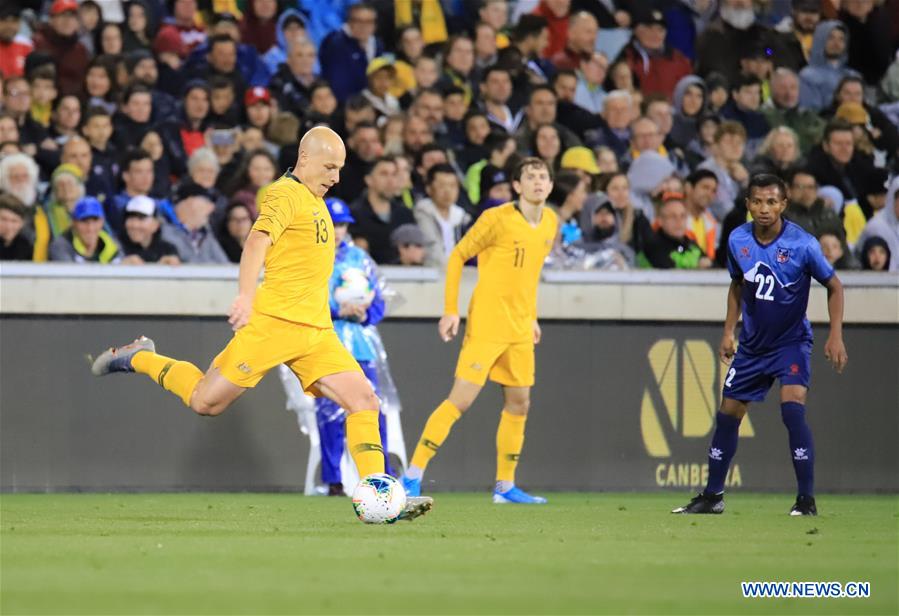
<box><xmin>91</xmin><ymin>127</ymin><xmax>431</xmax><ymax>519</ymax></box>
<box><xmin>401</xmin><ymin>157</ymin><xmax>558</xmax><ymax>504</ymax></box>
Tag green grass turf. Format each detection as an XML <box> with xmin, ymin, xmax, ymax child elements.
<box><xmin>1</xmin><ymin>493</ymin><xmax>896</xmax><ymax>615</ymax></box>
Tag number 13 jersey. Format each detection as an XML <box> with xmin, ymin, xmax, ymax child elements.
<box><xmin>251</xmin><ymin>169</ymin><xmax>335</xmax><ymax>328</ymax></box>
<box><xmin>445</xmin><ymin>203</ymin><xmax>558</xmax><ymax>344</ymax></box>
<box><xmin>726</xmin><ymin>220</ymin><xmax>834</xmax><ymax>354</ymax></box>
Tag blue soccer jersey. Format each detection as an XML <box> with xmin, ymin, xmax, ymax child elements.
<box><xmin>727</xmin><ymin>221</ymin><xmax>834</xmax><ymax>354</ymax></box>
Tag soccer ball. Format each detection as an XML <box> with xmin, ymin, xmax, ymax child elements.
<box><xmin>352</xmin><ymin>474</ymin><xmax>406</xmax><ymax>524</ymax></box>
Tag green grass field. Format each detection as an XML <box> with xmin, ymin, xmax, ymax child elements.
<box><xmin>1</xmin><ymin>493</ymin><xmax>896</xmax><ymax>615</ymax></box>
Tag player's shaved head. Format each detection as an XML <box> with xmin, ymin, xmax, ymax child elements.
<box><xmin>296</xmin><ymin>126</ymin><xmax>347</xmax><ymax>198</ymax></box>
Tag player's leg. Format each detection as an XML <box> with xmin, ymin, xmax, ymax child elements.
<box><xmin>492</xmin><ymin>385</ymin><xmax>546</xmax><ymax>504</ymax></box>
<box><xmin>777</xmin><ymin>343</ymin><xmax>816</xmax><ymax>515</ymax></box>
<box><xmin>360</xmin><ymin>361</ymin><xmax>392</xmax><ymax>476</ymax></box>
<box><xmin>91</xmin><ymin>336</ymin><xmax>245</xmax><ymax>415</ymax></box>
<box><xmin>402</xmin><ymin>377</ymin><xmax>483</xmax><ymax>494</ymax></box>
<box><xmin>315</xmin><ymin>397</ymin><xmax>346</xmax><ymax>495</ymax></box>
<box><xmin>674</xmin><ymin>349</ymin><xmax>772</xmax><ymax>514</ymax></box>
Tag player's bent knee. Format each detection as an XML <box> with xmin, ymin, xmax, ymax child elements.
<box><xmin>505</xmin><ymin>398</ymin><xmax>530</xmax><ymax>415</ymax></box>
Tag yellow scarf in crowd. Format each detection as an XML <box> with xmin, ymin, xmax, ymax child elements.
<box><xmin>395</xmin><ymin>0</ymin><xmax>447</xmax><ymax>44</ymax></box>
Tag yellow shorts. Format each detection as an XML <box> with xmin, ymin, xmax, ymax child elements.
<box><xmin>455</xmin><ymin>336</ymin><xmax>535</xmax><ymax>388</ymax></box>
<box><xmin>214</xmin><ymin>311</ymin><xmax>361</xmax><ymax>395</ymax></box>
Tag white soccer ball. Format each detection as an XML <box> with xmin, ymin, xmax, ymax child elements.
<box><xmin>352</xmin><ymin>474</ymin><xmax>406</xmax><ymax>524</ymax></box>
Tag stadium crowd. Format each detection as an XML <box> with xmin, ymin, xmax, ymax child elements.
<box><xmin>0</xmin><ymin>0</ymin><xmax>897</xmax><ymax>271</ymax></box>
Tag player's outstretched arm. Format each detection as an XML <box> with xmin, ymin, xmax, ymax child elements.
<box><xmin>719</xmin><ymin>279</ymin><xmax>742</xmax><ymax>364</ymax></box>
<box><xmin>823</xmin><ymin>275</ymin><xmax>848</xmax><ymax>373</ymax></box>
<box><xmin>228</xmin><ymin>230</ymin><xmax>271</xmax><ymax>331</ymax></box>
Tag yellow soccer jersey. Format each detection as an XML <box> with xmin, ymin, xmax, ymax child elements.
<box><xmin>251</xmin><ymin>169</ymin><xmax>334</xmax><ymax>328</ymax></box>
<box><xmin>445</xmin><ymin>203</ymin><xmax>558</xmax><ymax>343</ymax></box>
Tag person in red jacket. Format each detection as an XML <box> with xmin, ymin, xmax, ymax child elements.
<box><xmin>0</xmin><ymin>5</ymin><xmax>33</xmax><ymax>79</ymax></box>
<box><xmin>533</xmin><ymin>0</ymin><xmax>571</xmax><ymax>60</ymax></box>
<box><xmin>617</xmin><ymin>8</ymin><xmax>692</xmax><ymax>100</ymax></box>
<box><xmin>32</xmin><ymin>0</ymin><xmax>91</xmax><ymax>96</ymax></box>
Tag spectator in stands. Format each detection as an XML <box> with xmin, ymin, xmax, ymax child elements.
<box><xmin>738</xmin><ymin>43</ymin><xmax>774</xmax><ymax>105</ymax></box>
<box><xmin>548</xmin><ymin>169</ymin><xmax>587</xmax><ymax>247</ymax></box>
<box><xmin>695</xmin><ymin>0</ymin><xmax>778</xmax><ymax>84</ymax></box>
<box><xmin>82</xmin><ymin>56</ymin><xmax>118</xmax><ymax>115</ymax></box>
<box><xmin>239</xmin><ymin>0</ymin><xmax>278</xmax><ymax>56</ymax></box>
<box><xmin>751</xmin><ymin>126</ymin><xmax>802</xmax><ymax>179</ymax></box>
<box><xmin>160</xmin><ymin>183</ymin><xmax>228</xmax><ymax>264</ymax></box>
<box><xmin>478</xmin><ymin>165</ymin><xmax>513</xmax><ymax>212</ymax></box>
<box><xmin>183</xmin><ymin>12</ymin><xmax>270</xmax><ymax>89</ymax></box>
<box><xmin>474</xmin><ymin>21</ymin><xmax>499</xmax><ymax>73</ymax></box>
<box><xmin>573</xmin><ymin>51</ymin><xmax>608</xmax><ymax>115</ymax></box>
<box><xmin>392</xmin><ymin>26</ymin><xmax>425</xmax><ymax>100</ymax></box>
<box><xmin>349</xmin><ymin>156</ymin><xmax>415</xmax><ymax>263</ymax></box>
<box><xmin>0</xmin><ymin>5</ymin><xmax>32</xmax><ymax>79</ymax></box>
<box><xmin>156</xmin><ymin>80</ymin><xmax>210</xmax><ymax>178</ymax></box>
<box><xmin>784</xmin><ymin>169</ymin><xmax>844</xmax><ymax>240</ymax></box>
<box><xmin>638</xmin><ymin>193</ymin><xmax>711</xmax><ymax>270</ymax></box>
<box><xmin>443</xmin><ymin>86</ymin><xmax>470</xmax><ymax>148</ymax></box>
<box><xmin>320</xmin><ymin>2</ymin><xmax>382</xmax><ymax>103</ymax></box>
<box><xmin>823</xmin><ymin>76</ymin><xmax>899</xmax><ymax>161</ymax></box>
<box><xmin>507</xmin><ymin>14</ymin><xmax>553</xmax><ymax>84</ymax></box>
<box><xmin>332</xmin><ymin>121</ymin><xmax>383</xmax><ymax>203</ymax></box>
<box><xmin>440</xmin><ymin>35</ymin><xmax>479</xmax><ymax>108</ymax></box>
<box><xmin>3</xmin><ymin>77</ymin><xmax>45</xmax><ymax>156</ymax></box>
<box><xmin>261</xmin><ymin>9</ymin><xmax>307</xmax><ymax>76</ymax></box>
<box><xmin>762</xmin><ymin>67</ymin><xmax>825</xmax><ymax>155</ymax></box>
<box><xmin>532</xmin><ymin>123</ymin><xmax>563</xmax><ymax>172</ymax></box>
<box><xmin>156</xmin><ymin>0</ymin><xmax>206</xmax><ymax>57</ymax></box>
<box><xmin>226</xmin><ymin>148</ymin><xmax>277</xmax><ymax>217</ymax></box>
<box><xmin>186</xmin><ymin>34</ymin><xmax>247</xmax><ymax>100</ymax></box>
<box><xmin>107</xmin><ymin>149</ymin><xmax>157</xmax><ymax>236</ymax></box>
<box><xmin>550</xmin><ymin>11</ymin><xmax>597</xmax><ymax>71</ymax></box>
<box><xmin>120</xmin><ymin>195</ymin><xmax>181</xmax><ymax>265</ymax></box>
<box><xmin>591</xmin><ymin>89</ymin><xmax>634</xmax><ymax>158</ymax></box>
<box><xmin>206</xmin><ymin>77</ymin><xmax>239</xmax><ymax>127</ymax></box>
<box><xmin>268</xmin><ymin>37</ymin><xmax>317</xmax><ymax>116</ymax></box>
<box><xmin>838</xmin><ymin>0</ymin><xmax>893</xmax><ymax>87</ymax></box>
<box><xmin>112</xmin><ymin>83</ymin><xmax>153</xmax><ymax>152</ymax></box>
<box><xmin>129</xmin><ymin>50</ymin><xmax>178</xmax><ymax>123</ymax></box>
<box><xmin>49</xmin><ymin>196</ymin><xmax>121</xmax><ymax>263</ymax></box>
<box><xmin>683</xmin><ymin>169</ymin><xmax>720</xmax><ymax>261</ymax></box>
<box><xmin>215</xmin><ymin>200</ymin><xmax>254</xmax><ymax>264</ymax></box>
<box><xmin>414</xmin><ymin>163</ymin><xmax>472</xmax><ymax>269</ymax></box>
<box><xmin>773</xmin><ymin>0</ymin><xmax>821</xmax><ymax>71</ymax></box>
<box><xmin>0</xmin><ymin>194</ymin><xmax>33</xmax><ymax>261</ymax></box>
<box><xmin>401</xmin><ymin>114</ymin><xmax>434</xmax><ymax>158</ymax></box>
<box><xmin>576</xmin><ymin>199</ymin><xmax>636</xmax><ymax>269</ymax></box>
<box><xmin>27</xmin><ymin>65</ymin><xmax>57</xmax><ymax>131</ymax></box>
<box><xmin>798</xmin><ymin>21</ymin><xmax>859</xmax><ymax>111</ymax></box>
<box><xmin>819</xmin><ymin>230</ymin><xmax>857</xmax><ymax>270</ymax></box>
<box><xmin>122</xmin><ymin>0</ymin><xmax>156</xmax><ymax>53</ymax></box>
<box><xmin>362</xmin><ymin>57</ymin><xmax>401</xmax><ymax>123</ymax></box>
<box><xmin>698</xmin><ymin>121</ymin><xmax>750</xmax><ymax>221</ymax></box>
<box><xmin>519</xmin><ymin>86</ymin><xmax>581</xmax><ymax>159</ymax></box>
<box><xmin>33</xmin><ymin>0</ymin><xmax>91</xmax><ymax>96</ymax></box>
<box><xmin>80</xmin><ymin>107</ymin><xmax>118</xmax><ymax>197</ymax></box>
<box><xmin>534</xmin><ymin>0</ymin><xmax>571</xmax><ymax>60</ymax></box>
<box><xmin>481</xmin><ymin>65</ymin><xmax>522</xmax><ymax>134</ymax></box>
<box><xmin>669</xmin><ymin>75</ymin><xmax>705</xmax><ymax>150</ymax></box>
<box><xmin>720</xmin><ymin>74</ymin><xmax>770</xmax><ymax>156</ymax></box>
<box><xmin>465</xmin><ymin>131</ymin><xmax>516</xmax><ymax>205</ymax></box>
<box><xmin>390</xmin><ymin>223</ymin><xmax>428</xmax><ymax>266</ymax></box>
<box><xmin>0</xmin><ymin>155</ymin><xmax>41</xmax><ymax>256</ymax></box>
<box><xmin>854</xmin><ymin>177</ymin><xmax>899</xmax><ymax>273</ymax></box>
<box><xmin>44</xmin><ymin>163</ymin><xmax>84</xmax><ymax>240</ymax></box>
<box><xmin>626</xmin><ymin>149</ymin><xmax>675</xmax><ymax>222</ymax></box>
<box><xmin>859</xmin><ymin>236</ymin><xmax>890</xmax><ymax>272</ymax></box>
<box><xmin>806</xmin><ymin>120</ymin><xmax>877</xmax><ymax>220</ymax></box>
<box><xmin>618</xmin><ymin>8</ymin><xmax>692</xmax><ymax>100</ymax></box>
<box><xmin>96</xmin><ymin>22</ymin><xmax>124</xmax><ymax>57</ymax></box>
<box><xmin>184</xmin><ymin>147</ymin><xmax>226</xmax><ymax>217</ymax></box>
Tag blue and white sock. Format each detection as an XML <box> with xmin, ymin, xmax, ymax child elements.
<box><xmin>781</xmin><ymin>402</ymin><xmax>815</xmax><ymax>497</ymax></box>
<box><xmin>704</xmin><ymin>411</ymin><xmax>742</xmax><ymax>495</ymax></box>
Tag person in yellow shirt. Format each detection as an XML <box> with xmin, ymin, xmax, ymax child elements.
<box><xmin>402</xmin><ymin>157</ymin><xmax>558</xmax><ymax>504</ymax></box>
<box><xmin>90</xmin><ymin>127</ymin><xmax>431</xmax><ymax>520</ymax></box>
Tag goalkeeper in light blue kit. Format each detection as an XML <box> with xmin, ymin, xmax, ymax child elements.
<box><xmin>316</xmin><ymin>198</ymin><xmax>392</xmax><ymax>495</ymax></box>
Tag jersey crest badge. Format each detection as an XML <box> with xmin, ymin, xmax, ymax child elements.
<box><xmin>740</xmin><ymin>246</ymin><xmax>750</xmax><ymax>258</ymax></box>
<box><xmin>776</xmin><ymin>247</ymin><xmax>791</xmax><ymax>263</ymax></box>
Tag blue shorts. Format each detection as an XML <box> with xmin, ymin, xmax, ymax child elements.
<box><xmin>721</xmin><ymin>342</ymin><xmax>812</xmax><ymax>402</ymax></box>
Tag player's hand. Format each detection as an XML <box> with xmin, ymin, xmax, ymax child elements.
<box><xmin>228</xmin><ymin>293</ymin><xmax>253</xmax><ymax>331</ymax></box>
<box><xmin>718</xmin><ymin>332</ymin><xmax>737</xmax><ymax>365</ymax></box>
<box><xmin>533</xmin><ymin>320</ymin><xmax>542</xmax><ymax>344</ymax></box>
<box><xmin>824</xmin><ymin>336</ymin><xmax>848</xmax><ymax>374</ymax></box>
<box><xmin>438</xmin><ymin>314</ymin><xmax>460</xmax><ymax>342</ymax></box>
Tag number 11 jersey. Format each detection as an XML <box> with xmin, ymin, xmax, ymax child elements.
<box><xmin>726</xmin><ymin>220</ymin><xmax>834</xmax><ymax>354</ymax></box>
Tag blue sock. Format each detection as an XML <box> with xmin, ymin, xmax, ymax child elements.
<box><xmin>704</xmin><ymin>411</ymin><xmax>742</xmax><ymax>495</ymax></box>
<box><xmin>781</xmin><ymin>402</ymin><xmax>815</xmax><ymax>497</ymax></box>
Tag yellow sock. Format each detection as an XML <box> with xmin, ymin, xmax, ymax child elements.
<box><xmin>132</xmin><ymin>351</ymin><xmax>203</xmax><ymax>407</ymax></box>
<box><xmin>410</xmin><ymin>399</ymin><xmax>462</xmax><ymax>470</ymax></box>
<box><xmin>346</xmin><ymin>410</ymin><xmax>385</xmax><ymax>478</ymax></box>
<box><xmin>495</xmin><ymin>410</ymin><xmax>527</xmax><ymax>483</ymax></box>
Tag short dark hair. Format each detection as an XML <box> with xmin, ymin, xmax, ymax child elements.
<box><xmin>208</xmin><ymin>75</ymin><xmax>234</xmax><ymax>92</ymax></box>
<box><xmin>426</xmin><ymin>163</ymin><xmax>458</xmax><ymax>186</ymax></box>
<box><xmin>122</xmin><ymin>82</ymin><xmax>152</xmax><ymax>104</ymax></box>
<box><xmin>823</xmin><ymin>119</ymin><xmax>854</xmax><ymax>142</ymax></box>
<box><xmin>351</xmin><ymin>120</ymin><xmax>379</xmax><ymax>135</ymax></box>
<box><xmin>511</xmin><ymin>14</ymin><xmax>548</xmax><ymax>42</ymax></box>
<box><xmin>551</xmin><ymin>69</ymin><xmax>577</xmax><ymax>86</ymax></box>
<box><xmin>481</xmin><ymin>64</ymin><xmax>510</xmax><ymax>83</ymax></box>
<box><xmin>731</xmin><ymin>73</ymin><xmax>762</xmax><ymax>92</ymax></box>
<box><xmin>414</xmin><ymin>143</ymin><xmax>446</xmax><ymax>168</ymax></box>
<box><xmin>484</xmin><ymin>130</ymin><xmax>513</xmax><ymax>155</ymax></box>
<box><xmin>348</xmin><ymin>2</ymin><xmax>375</xmax><ymax>17</ymax></box>
<box><xmin>308</xmin><ymin>79</ymin><xmax>332</xmax><ymax>96</ymax></box>
<box><xmin>345</xmin><ymin>94</ymin><xmax>374</xmax><ymax>113</ymax></box>
<box><xmin>367</xmin><ymin>155</ymin><xmax>397</xmax><ymax>175</ymax></box>
<box><xmin>208</xmin><ymin>33</ymin><xmax>236</xmax><ymax>51</ymax></box>
<box><xmin>685</xmin><ymin>169</ymin><xmax>718</xmax><ymax>187</ymax></box>
<box><xmin>747</xmin><ymin>173</ymin><xmax>787</xmax><ymax>200</ymax></box>
<box><xmin>528</xmin><ymin>84</ymin><xmax>556</xmax><ymax>103</ymax></box>
<box><xmin>121</xmin><ymin>147</ymin><xmax>152</xmax><ymax>171</ymax></box>
<box><xmin>82</xmin><ymin>105</ymin><xmax>112</xmax><ymax>124</ymax></box>
<box><xmin>512</xmin><ymin>156</ymin><xmax>553</xmax><ymax>183</ymax></box>
<box><xmin>787</xmin><ymin>166</ymin><xmax>816</xmax><ymax>185</ymax></box>
<box><xmin>640</xmin><ymin>92</ymin><xmax>670</xmax><ymax>115</ymax></box>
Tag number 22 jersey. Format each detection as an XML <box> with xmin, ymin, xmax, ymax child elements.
<box><xmin>726</xmin><ymin>220</ymin><xmax>834</xmax><ymax>354</ymax></box>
